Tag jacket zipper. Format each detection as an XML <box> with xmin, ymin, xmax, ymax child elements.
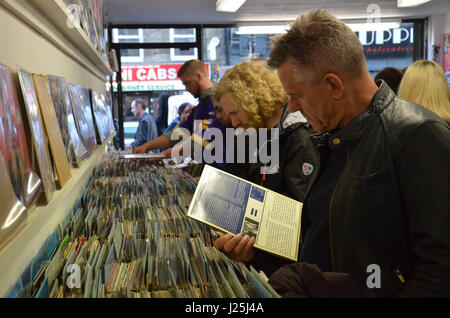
<box><xmin>394</xmin><ymin>269</ymin><xmax>406</xmax><ymax>283</ymax></box>
<box><xmin>328</xmin><ymin>188</ymin><xmax>336</xmax><ymax>271</ymax></box>
<box><xmin>328</xmin><ymin>146</ymin><xmax>349</xmax><ymax>272</ymax></box>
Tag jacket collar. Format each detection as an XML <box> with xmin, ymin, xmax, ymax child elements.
<box><xmin>199</xmin><ymin>86</ymin><xmax>214</xmax><ymax>101</ymax></box>
<box><xmin>247</xmin><ymin>119</ymin><xmax>310</xmax><ymax>174</ymax></box>
<box><xmin>139</xmin><ymin>112</ymin><xmax>150</xmax><ymax>121</ymax></box>
<box><xmin>311</xmin><ymin>80</ymin><xmax>395</xmax><ymax>150</ymax></box>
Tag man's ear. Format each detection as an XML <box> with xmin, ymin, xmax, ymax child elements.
<box><xmin>195</xmin><ymin>71</ymin><xmax>202</xmax><ymax>81</ymax></box>
<box><xmin>323</xmin><ymin>73</ymin><xmax>344</xmax><ymax>99</ymax></box>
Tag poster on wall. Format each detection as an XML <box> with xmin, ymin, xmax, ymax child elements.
<box><xmin>32</xmin><ymin>74</ymin><xmax>72</xmax><ymax>188</ymax></box>
<box><xmin>0</xmin><ymin>63</ymin><xmax>42</xmax><ymax>207</ymax></box>
<box><xmin>18</xmin><ymin>69</ymin><xmax>56</xmax><ymax>203</ymax></box>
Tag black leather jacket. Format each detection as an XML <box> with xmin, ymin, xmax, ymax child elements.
<box><xmin>225</xmin><ymin>108</ymin><xmax>319</xmax><ymax>202</ymax></box>
<box><xmin>305</xmin><ymin>81</ymin><xmax>450</xmax><ymax>297</ymax></box>
<box><xmin>245</xmin><ymin>120</ymin><xmax>319</xmax><ymax>202</ymax></box>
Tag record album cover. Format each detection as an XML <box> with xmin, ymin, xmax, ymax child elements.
<box><xmin>68</xmin><ymin>84</ymin><xmax>96</xmax><ymax>152</ymax></box>
<box><xmin>78</xmin><ymin>85</ymin><xmax>98</xmax><ymax>147</ymax></box>
<box><xmin>0</xmin><ymin>150</ymin><xmax>27</xmax><ymax>250</ymax></box>
<box><xmin>68</xmin><ymin>84</ymin><xmax>92</xmax><ymax>155</ymax></box>
<box><xmin>89</xmin><ymin>0</ymin><xmax>104</xmax><ymax>51</ymax></box>
<box><xmin>18</xmin><ymin>69</ymin><xmax>55</xmax><ymax>203</ymax></box>
<box><xmin>63</xmin><ymin>0</ymin><xmax>88</xmax><ymax>39</ymax></box>
<box><xmin>32</xmin><ymin>74</ymin><xmax>72</xmax><ymax>188</ymax></box>
<box><xmin>102</xmin><ymin>93</ymin><xmax>115</xmax><ymax>137</ymax></box>
<box><xmin>101</xmin><ymin>89</ymin><xmax>115</xmax><ymax>136</ymax></box>
<box><xmin>47</xmin><ymin>75</ymin><xmax>74</xmax><ymax>166</ymax></box>
<box><xmin>65</xmin><ymin>85</ymin><xmax>88</xmax><ymax>165</ymax></box>
<box><xmin>0</xmin><ymin>63</ymin><xmax>41</xmax><ymax>207</ymax></box>
<box><xmin>80</xmin><ymin>0</ymin><xmax>98</xmax><ymax>48</ymax></box>
<box><xmin>91</xmin><ymin>90</ymin><xmax>108</xmax><ymax>143</ymax></box>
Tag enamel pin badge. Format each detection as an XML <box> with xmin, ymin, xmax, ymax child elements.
<box><xmin>302</xmin><ymin>162</ymin><xmax>314</xmax><ymax>176</ymax></box>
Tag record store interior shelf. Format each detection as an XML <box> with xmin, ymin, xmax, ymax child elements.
<box><xmin>0</xmin><ymin>135</ymin><xmax>114</xmax><ymax>297</ymax></box>
<box><xmin>0</xmin><ymin>0</ymin><xmax>112</xmax><ymax>80</ymax></box>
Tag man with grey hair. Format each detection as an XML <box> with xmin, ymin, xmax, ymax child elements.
<box><xmin>225</xmin><ymin>9</ymin><xmax>450</xmax><ymax>297</ymax></box>
<box><xmin>130</xmin><ymin>98</ymin><xmax>158</xmax><ymax>149</ymax></box>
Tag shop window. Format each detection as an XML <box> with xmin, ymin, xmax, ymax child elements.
<box><xmin>202</xmin><ymin>22</ymin><xmax>423</xmax><ymax>82</ymax></box>
<box><xmin>170</xmin><ymin>28</ymin><xmax>197</xmax><ymax>61</ymax></box>
<box><xmin>203</xmin><ymin>27</ymin><xmax>274</xmax><ymax>82</ymax></box>
<box><xmin>112</xmin><ymin>28</ymin><xmax>144</xmax><ymax>62</ymax></box>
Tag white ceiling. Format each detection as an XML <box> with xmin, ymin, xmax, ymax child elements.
<box><xmin>104</xmin><ymin>0</ymin><xmax>450</xmax><ymax>25</ymax></box>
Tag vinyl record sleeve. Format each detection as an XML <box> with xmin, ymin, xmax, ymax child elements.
<box><xmin>0</xmin><ymin>152</ymin><xmax>27</xmax><ymax>250</ymax></box>
<box><xmin>91</xmin><ymin>0</ymin><xmax>104</xmax><ymax>42</ymax></box>
<box><xmin>63</xmin><ymin>0</ymin><xmax>89</xmax><ymax>39</ymax></box>
<box><xmin>68</xmin><ymin>84</ymin><xmax>94</xmax><ymax>154</ymax></box>
<box><xmin>103</xmin><ymin>91</ymin><xmax>115</xmax><ymax>136</ymax></box>
<box><xmin>78</xmin><ymin>86</ymin><xmax>97</xmax><ymax>147</ymax></box>
<box><xmin>18</xmin><ymin>69</ymin><xmax>55</xmax><ymax>203</ymax></box>
<box><xmin>80</xmin><ymin>0</ymin><xmax>98</xmax><ymax>47</ymax></box>
<box><xmin>97</xmin><ymin>93</ymin><xmax>110</xmax><ymax>141</ymax></box>
<box><xmin>91</xmin><ymin>90</ymin><xmax>108</xmax><ymax>143</ymax></box>
<box><xmin>104</xmin><ymin>102</ymin><xmax>115</xmax><ymax>137</ymax></box>
<box><xmin>0</xmin><ymin>63</ymin><xmax>41</xmax><ymax>207</ymax></box>
<box><xmin>71</xmin><ymin>85</ymin><xmax>97</xmax><ymax>150</ymax></box>
<box><xmin>65</xmin><ymin>85</ymin><xmax>88</xmax><ymax>165</ymax></box>
<box><xmin>47</xmin><ymin>75</ymin><xmax>74</xmax><ymax>165</ymax></box>
<box><xmin>89</xmin><ymin>0</ymin><xmax>105</xmax><ymax>56</ymax></box>
<box><xmin>93</xmin><ymin>6</ymin><xmax>106</xmax><ymax>61</ymax></box>
<box><xmin>32</xmin><ymin>74</ymin><xmax>72</xmax><ymax>188</ymax></box>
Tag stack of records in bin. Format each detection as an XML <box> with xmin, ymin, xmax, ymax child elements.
<box><xmin>31</xmin><ymin>152</ymin><xmax>279</xmax><ymax>298</ymax></box>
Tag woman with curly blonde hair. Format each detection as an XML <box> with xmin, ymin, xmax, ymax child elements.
<box><xmin>213</xmin><ymin>59</ymin><xmax>319</xmax><ymax>277</ymax></box>
<box><xmin>214</xmin><ymin>59</ymin><xmax>287</xmax><ymax>129</ymax></box>
<box><xmin>398</xmin><ymin>60</ymin><xmax>450</xmax><ymax>123</ymax></box>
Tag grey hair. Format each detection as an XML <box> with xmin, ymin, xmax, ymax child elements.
<box><xmin>269</xmin><ymin>9</ymin><xmax>366</xmax><ymax>82</ymax></box>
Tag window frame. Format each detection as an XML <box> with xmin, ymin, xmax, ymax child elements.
<box><xmin>112</xmin><ymin>28</ymin><xmax>144</xmax><ymax>62</ymax></box>
<box><xmin>169</xmin><ymin>28</ymin><xmax>198</xmax><ymax>61</ymax></box>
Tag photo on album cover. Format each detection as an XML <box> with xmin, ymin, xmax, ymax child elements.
<box><xmin>0</xmin><ymin>63</ymin><xmax>41</xmax><ymax>207</ymax></box>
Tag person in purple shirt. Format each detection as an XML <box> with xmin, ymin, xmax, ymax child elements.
<box><xmin>133</xmin><ymin>60</ymin><xmax>226</xmax><ymax>166</ymax></box>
